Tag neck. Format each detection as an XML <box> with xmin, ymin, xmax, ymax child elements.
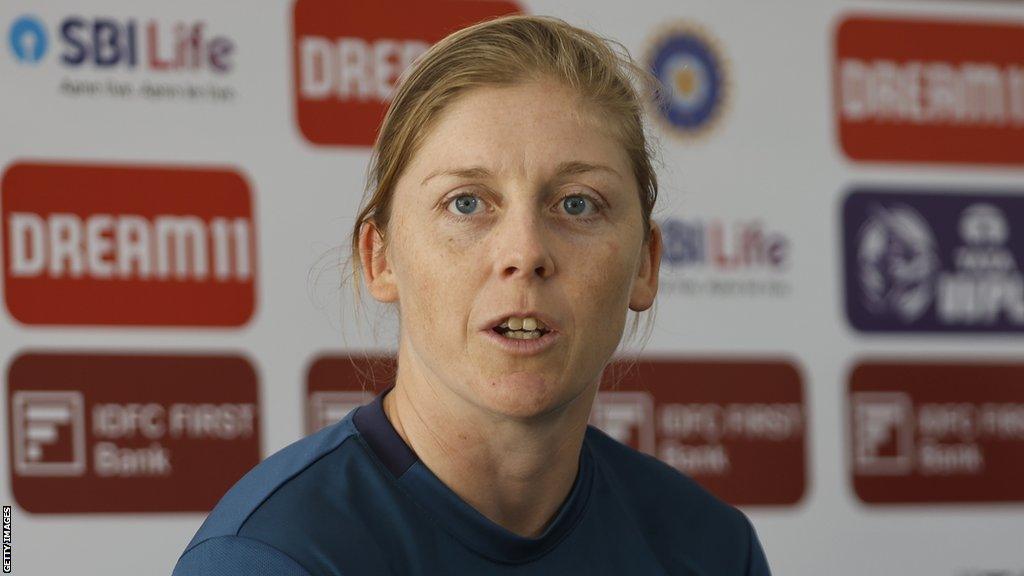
<box><xmin>382</xmin><ymin>356</ymin><xmax>595</xmax><ymax>538</ymax></box>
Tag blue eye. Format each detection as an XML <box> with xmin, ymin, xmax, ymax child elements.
<box><xmin>448</xmin><ymin>194</ymin><xmax>481</xmax><ymax>216</ymax></box>
<box><xmin>563</xmin><ymin>195</ymin><xmax>590</xmax><ymax>216</ymax></box>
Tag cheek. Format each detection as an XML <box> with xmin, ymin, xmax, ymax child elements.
<box><xmin>566</xmin><ymin>238</ymin><xmax>635</xmax><ymax>323</ymax></box>
<box><xmin>396</xmin><ymin>228</ymin><xmax>477</xmax><ymax>325</ymax></box>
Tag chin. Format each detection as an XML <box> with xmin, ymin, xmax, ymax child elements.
<box><xmin>471</xmin><ymin>372</ymin><xmax>577</xmax><ymax>420</ymax></box>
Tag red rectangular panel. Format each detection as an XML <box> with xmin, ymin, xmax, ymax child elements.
<box><xmin>293</xmin><ymin>0</ymin><xmax>521</xmax><ymax>146</ymax></box>
<box><xmin>594</xmin><ymin>359</ymin><xmax>807</xmax><ymax>506</ymax></box>
<box><xmin>7</xmin><ymin>352</ymin><xmax>261</xmax><ymax>513</ymax></box>
<box><xmin>850</xmin><ymin>361</ymin><xmax>1024</xmax><ymax>503</ymax></box>
<box><xmin>835</xmin><ymin>16</ymin><xmax>1024</xmax><ymax>165</ymax></box>
<box><xmin>305</xmin><ymin>354</ymin><xmax>394</xmax><ymax>434</ymax></box>
<box><xmin>2</xmin><ymin>162</ymin><xmax>257</xmax><ymax>326</ymax></box>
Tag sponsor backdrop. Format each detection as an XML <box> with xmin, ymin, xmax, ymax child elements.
<box><xmin>2</xmin><ymin>0</ymin><xmax>1022</xmax><ymax>574</ymax></box>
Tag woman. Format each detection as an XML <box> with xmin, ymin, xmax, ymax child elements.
<box><xmin>173</xmin><ymin>14</ymin><xmax>771</xmax><ymax>575</ymax></box>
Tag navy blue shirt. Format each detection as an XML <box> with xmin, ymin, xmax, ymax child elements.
<box><xmin>173</xmin><ymin>388</ymin><xmax>772</xmax><ymax>575</ymax></box>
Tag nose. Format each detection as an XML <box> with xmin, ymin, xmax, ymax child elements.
<box><xmin>493</xmin><ymin>205</ymin><xmax>555</xmax><ymax>281</ymax></box>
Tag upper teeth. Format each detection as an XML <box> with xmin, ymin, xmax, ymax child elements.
<box><xmin>500</xmin><ymin>316</ymin><xmax>547</xmax><ymax>331</ymax></box>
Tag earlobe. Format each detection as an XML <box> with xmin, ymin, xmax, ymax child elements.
<box><xmin>358</xmin><ymin>221</ymin><xmax>399</xmax><ymax>303</ymax></box>
<box><xmin>628</xmin><ymin>221</ymin><xmax>662</xmax><ymax>312</ymax></box>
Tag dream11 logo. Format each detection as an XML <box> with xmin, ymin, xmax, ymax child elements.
<box><xmin>292</xmin><ymin>0</ymin><xmax>521</xmax><ymax>146</ymax></box>
<box><xmin>834</xmin><ymin>16</ymin><xmax>1024</xmax><ymax>166</ymax></box>
<box><xmin>7</xmin><ymin>13</ymin><xmax>234</xmax><ymax>72</ymax></box>
<box><xmin>1</xmin><ymin>162</ymin><xmax>257</xmax><ymax>327</ymax></box>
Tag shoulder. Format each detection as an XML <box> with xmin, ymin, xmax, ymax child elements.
<box><xmin>585</xmin><ymin>425</ymin><xmax>771</xmax><ymax>575</ymax></box>
<box><xmin>172</xmin><ymin>535</ymin><xmax>313</xmax><ymax>576</ymax></box>
<box><xmin>175</xmin><ymin>415</ymin><xmax>362</xmax><ymax>567</ymax></box>
<box><xmin>584</xmin><ymin>424</ymin><xmax>739</xmax><ymax>524</ymax></box>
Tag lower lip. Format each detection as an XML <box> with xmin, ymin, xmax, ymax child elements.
<box><xmin>481</xmin><ymin>328</ymin><xmax>561</xmax><ymax>356</ymax></box>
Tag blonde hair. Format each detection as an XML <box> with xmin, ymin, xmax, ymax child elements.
<box><xmin>341</xmin><ymin>14</ymin><xmax>662</xmax><ymax>385</ymax></box>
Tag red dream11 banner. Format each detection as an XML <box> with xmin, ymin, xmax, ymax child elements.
<box><xmin>835</xmin><ymin>15</ymin><xmax>1024</xmax><ymax>166</ymax></box>
<box><xmin>1</xmin><ymin>161</ymin><xmax>257</xmax><ymax>327</ymax></box>
<box><xmin>292</xmin><ymin>0</ymin><xmax>521</xmax><ymax>146</ymax></box>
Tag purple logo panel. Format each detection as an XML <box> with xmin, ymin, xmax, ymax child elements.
<box><xmin>843</xmin><ymin>189</ymin><xmax>1024</xmax><ymax>333</ymax></box>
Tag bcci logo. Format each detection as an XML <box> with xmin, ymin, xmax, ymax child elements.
<box><xmin>856</xmin><ymin>204</ymin><xmax>939</xmax><ymax>323</ymax></box>
<box><xmin>8</xmin><ymin>15</ymin><xmax>47</xmax><ymax>64</ymax></box>
<box><xmin>645</xmin><ymin>22</ymin><xmax>729</xmax><ymax>138</ymax></box>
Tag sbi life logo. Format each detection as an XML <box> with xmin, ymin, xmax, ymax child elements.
<box><xmin>6</xmin><ymin>13</ymin><xmax>234</xmax><ymax>72</ymax></box>
<box><xmin>645</xmin><ymin>22</ymin><xmax>729</xmax><ymax>138</ymax></box>
<box><xmin>660</xmin><ymin>217</ymin><xmax>790</xmax><ymax>271</ymax></box>
<box><xmin>9</xmin><ymin>15</ymin><xmax>47</xmax><ymax>64</ymax></box>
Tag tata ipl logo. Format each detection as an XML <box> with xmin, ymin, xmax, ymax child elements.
<box><xmin>843</xmin><ymin>189</ymin><xmax>1024</xmax><ymax>332</ymax></box>
<box><xmin>856</xmin><ymin>204</ymin><xmax>940</xmax><ymax>323</ymax></box>
<box><xmin>8</xmin><ymin>15</ymin><xmax>48</xmax><ymax>64</ymax></box>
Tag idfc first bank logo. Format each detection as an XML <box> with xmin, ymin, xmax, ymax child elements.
<box><xmin>7</xmin><ymin>352</ymin><xmax>261</xmax><ymax>513</ymax></box>
<box><xmin>7</xmin><ymin>13</ymin><xmax>234</xmax><ymax>72</ymax></box>
<box><xmin>843</xmin><ymin>189</ymin><xmax>1024</xmax><ymax>333</ymax></box>
<box><xmin>293</xmin><ymin>0</ymin><xmax>521</xmax><ymax>146</ymax></box>
<box><xmin>835</xmin><ymin>16</ymin><xmax>1024</xmax><ymax>166</ymax></box>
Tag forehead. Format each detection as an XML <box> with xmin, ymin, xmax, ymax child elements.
<box><xmin>402</xmin><ymin>80</ymin><xmax>631</xmax><ymax>181</ymax></box>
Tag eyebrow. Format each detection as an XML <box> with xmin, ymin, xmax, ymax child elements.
<box><xmin>419</xmin><ymin>161</ymin><xmax>622</xmax><ymax>187</ymax></box>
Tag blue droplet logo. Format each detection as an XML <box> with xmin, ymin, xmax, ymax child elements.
<box><xmin>9</xmin><ymin>15</ymin><xmax>48</xmax><ymax>64</ymax></box>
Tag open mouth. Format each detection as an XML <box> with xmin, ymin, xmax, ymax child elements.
<box><xmin>491</xmin><ymin>323</ymin><xmax>552</xmax><ymax>340</ymax></box>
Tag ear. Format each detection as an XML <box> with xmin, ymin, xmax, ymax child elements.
<box><xmin>629</xmin><ymin>220</ymin><xmax>662</xmax><ymax>312</ymax></box>
<box><xmin>358</xmin><ymin>220</ymin><xmax>399</xmax><ymax>303</ymax></box>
